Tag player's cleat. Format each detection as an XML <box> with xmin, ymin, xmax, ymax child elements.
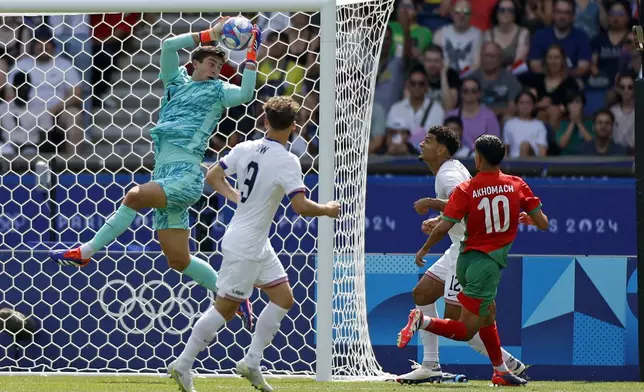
<box><xmin>237</xmin><ymin>298</ymin><xmax>254</xmax><ymax>331</ymax></box>
<box><xmin>236</xmin><ymin>359</ymin><xmax>273</xmax><ymax>392</ymax></box>
<box><xmin>397</xmin><ymin>308</ymin><xmax>423</xmax><ymax>349</ymax></box>
<box><xmin>49</xmin><ymin>247</ymin><xmax>90</xmax><ymax>267</ymax></box>
<box><xmin>396</xmin><ymin>361</ymin><xmax>443</xmax><ymax>384</ymax></box>
<box><xmin>491</xmin><ymin>370</ymin><xmax>528</xmax><ymax>386</ymax></box>
<box><xmin>507</xmin><ymin>357</ymin><xmax>527</xmax><ymax>377</ymax></box>
<box><xmin>168</xmin><ymin>360</ymin><xmax>196</xmax><ymax>392</ymax></box>
<box><xmin>442</xmin><ymin>372</ymin><xmax>468</xmax><ymax>383</ymax></box>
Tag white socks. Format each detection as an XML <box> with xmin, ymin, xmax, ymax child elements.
<box><xmin>79</xmin><ymin>243</ymin><xmax>95</xmax><ymax>259</ymax></box>
<box><xmin>417</xmin><ymin>303</ymin><xmax>439</xmax><ymax>365</ymax></box>
<box><xmin>468</xmin><ymin>332</ymin><xmax>512</xmax><ymax>362</ymax></box>
<box><xmin>244</xmin><ymin>302</ymin><xmax>289</xmax><ymax>369</ymax></box>
<box><xmin>494</xmin><ymin>362</ymin><xmax>510</xmax><ymax>373</ymax></box>
<box><xmin>176</xmin><ymin>306</ymin><xmax>226</xmax><ymax>371</ymax></box>
<box><xmin>175</xmin><ymin>301</ymin><xmax>290</xmax><ymax>372</ymax></box>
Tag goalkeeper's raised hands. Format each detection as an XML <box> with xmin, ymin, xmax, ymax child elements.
<box><xmin>245</xmin><ymin>24</ymin><xmax>262</xmax><ymax>67</ymax></box>
<box><xmin>198</xmin><ymin>16</ymin><xmax>230</xmax><ymax>45</ymax></box>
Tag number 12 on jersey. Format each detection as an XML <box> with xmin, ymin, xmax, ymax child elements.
<box><xmin>477</xmin><ymin>195</ymin><xmax>510</xmax><ymax>234</ymax></box>
<box><xmin>240</xmin><ymin>161</ymin><xmax>259</xmax><ymax>203</ymax></box>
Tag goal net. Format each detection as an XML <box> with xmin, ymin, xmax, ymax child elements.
<box><xmin>0</xmin><ymin>0</ymin><xmax>394</xmax><ymax>380</ymax></box>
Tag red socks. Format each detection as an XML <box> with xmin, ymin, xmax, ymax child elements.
<box><xmin>479</xmin><ymin>322</ymin><xmax>503</xmax><ymax>367</ymax></box>
<box><xmin>424</xmin><ymin>316</ymin><xmax>504</xmax><ymax>367</ymax></box>
<box><xmin>424</xmin><ymin>318</ymin><xmax>470</xmax><ymax>341</ymax></box>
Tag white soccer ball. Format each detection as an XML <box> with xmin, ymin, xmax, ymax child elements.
<box><xmin>220</xmin><ymin>16</ymin><xmax>253</xmax><ymax>51</ymax></box>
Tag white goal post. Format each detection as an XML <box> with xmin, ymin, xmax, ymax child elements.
<box><xmin>0</xmin><ymin>0</ymin><xmax>394</xmax><ymax>382</ymax></box>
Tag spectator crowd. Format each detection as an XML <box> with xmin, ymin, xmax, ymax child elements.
<box><xmin>0</xmin><ymin>0</ymin><xmax>638</xmax><ymax>160</ymax></box>
<box><xmin>370</xmin><ymin>0</ymin><xmax>637</xmax><ymax>158</ymax></box>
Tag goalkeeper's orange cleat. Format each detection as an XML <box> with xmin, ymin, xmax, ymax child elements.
<box><xmin>50</xmin><ymin>247</ymin><xmax>90</xmax><ymax>267</ymax></box>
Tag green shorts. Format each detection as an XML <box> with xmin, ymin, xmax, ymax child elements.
<box><xmin>152</xmin><ymin>161</ymin><xmax>204</xmax><ymax>230</ymax></box>
<box><xmin>455</xmin><ymin>250</ymin><xmax>502</xmax><ymax>317</ymax></box>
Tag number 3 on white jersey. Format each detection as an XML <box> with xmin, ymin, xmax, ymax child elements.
<box><xmin>477</xmin><ymin>195</ymin><xmax>510</xmax><ymax>234</ymax></box>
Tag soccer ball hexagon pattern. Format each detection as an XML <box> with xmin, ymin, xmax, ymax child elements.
<box><xmin>220</xmin><ymin>16</ymin><xmax>253</xmax><ymax>51</ymax></box>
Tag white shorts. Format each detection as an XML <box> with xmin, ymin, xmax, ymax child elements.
<box><xmin>216</xmin><ymin>250</ymin><xmax>289</xmax><ymax>301</ymax></box>
<box><xmin>425</xmin><ymin>251</ymin><xmax>462</xmax><ymax>305</ymax></box>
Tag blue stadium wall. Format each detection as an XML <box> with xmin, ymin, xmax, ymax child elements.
<box><xmin>0</xmin><ymin>175</ymin><xmax>637</xmax><ymax>380</ymax></box>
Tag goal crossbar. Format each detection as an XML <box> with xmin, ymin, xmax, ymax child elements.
<box><xmin>0</xmin><ymin>0</ymin><xmax>361</xmax><ymax>13</ymax></box>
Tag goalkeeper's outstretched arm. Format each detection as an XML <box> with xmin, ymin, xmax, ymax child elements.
<box><xmin>222</xmin><ymin>26</ymin><xmax>262</xmax><ymax>107</ymax></box>
<box><xmin>159</xmin><ymin>33</ymin><xmax>200</xmax><ymax>83</ymax></box>
<box><xmin>159</xmin><ymin>18</ymin><xmax>228</xmax><ymax>84</ymax></box>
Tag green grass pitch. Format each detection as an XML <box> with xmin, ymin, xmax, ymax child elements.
<box><xmin>0</xmin><ymin>377</ymin><xmax>643</xmax><ymax>392</ymax></box>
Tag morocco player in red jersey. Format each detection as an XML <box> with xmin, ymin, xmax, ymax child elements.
<box><xmin>396</xmin><ymin>134</ymin><xmax>549</xmax><ymax>386</ymax></box>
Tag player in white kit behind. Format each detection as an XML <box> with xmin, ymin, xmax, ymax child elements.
<box><xmin>168</xmin><ymin>96</ymin><xmax>341</xmax><ymax>392</ymax></box>
<box><xmin>396</xmin><ymin>125</ymin><xmax>526</xmax><ymax>384</ymax></box>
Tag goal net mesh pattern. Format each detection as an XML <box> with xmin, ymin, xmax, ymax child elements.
<box><xmin>0</xmin><ymin>1</ymin><xmax>394</xmax><ymax>379</ymax></box>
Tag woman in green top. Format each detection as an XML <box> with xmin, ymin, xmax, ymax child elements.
<box><xmin>556</xmin><ymin>93</ymin><xmax>594</xmax><ymax>155</ymax></box>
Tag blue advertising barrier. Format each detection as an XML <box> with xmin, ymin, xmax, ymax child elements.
<box><xmin>0</xmin><ymin>175</ymin><xmax>636</xmax><ymax>256</ymax></box>
<box><xmin>362</xmin><ymin>176</ymin><xmax>635</xmax><ymax>256</ymax></box>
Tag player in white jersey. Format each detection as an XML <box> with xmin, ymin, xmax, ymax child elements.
<box><xmin>168</xmin><ymin>96</ymin><xmax>340</xmax><ymax>392</ymax></box>
<box><xmin>396</xmin><ymin>125</ymin><xmax>526</xmax><ymax>384</ymax></box>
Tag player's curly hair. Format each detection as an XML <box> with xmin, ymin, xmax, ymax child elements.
<box><xmin>474</xmin><ymin>134</ymin><xmax>505</xmax><ymax>166</ymax></box>
<box><xmin>428</xmin><ymin>125</ymin><xmax>460</xmax><ymax>156</ymax></box>
<box><xmin>264</xmin><ymin>96</ymin><xmax>300</xmax><ymax>131</ymax></box>
<box><xmin>191</xmin><ymin>46</ymin><xmax>227</xmax><ymax>64</ymax></box>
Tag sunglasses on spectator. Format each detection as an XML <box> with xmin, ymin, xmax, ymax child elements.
<box><xmin>409</xmin><ymin>80</ymin><xmax>427</xmax><ymax>87</ymax></box>
<box><xmin>454</xmin><ymin>8</ymin><xmax>471</xmax><ymax>15</ymax></box>
<box><xmin>620</xmin><ymin>84</ymin><xmax>634</xmax><ymax>90</ymax></box>
<box><xmin>498</xmin><ymin>7</ymin><xmax>515</xmax><ymax>13</ymax></box>
<box><xmin>609</xmin><ymin>10</ymin><xmax>627</xmax><ymax>17</ymax></box>
<box><xmin>462</xmin><ymin>88</ymin><xmax>478</xmax><ymax>94</ymax></box>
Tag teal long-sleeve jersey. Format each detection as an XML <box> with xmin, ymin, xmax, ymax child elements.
<box><xmin>150</xmin><ymin>33</ymin><xmax>256</xmax><ymax>161</ymax></box>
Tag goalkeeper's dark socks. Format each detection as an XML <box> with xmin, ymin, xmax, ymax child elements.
<box><xmin>86</xmin><ymin>204</ymin><xmax>137</xmax><ymax>257</ymax></box>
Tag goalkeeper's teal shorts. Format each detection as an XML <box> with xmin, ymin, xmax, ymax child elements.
<box><xmin>152</xmin><ymin>161</ymin><xmax>204</xmax><ymax>230</ymax></box>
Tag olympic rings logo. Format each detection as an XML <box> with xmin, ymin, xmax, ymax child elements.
<box><xmin>98</xmin><ymin>279</ymin><xmax>214</xmax><ymax>335</ymax></box>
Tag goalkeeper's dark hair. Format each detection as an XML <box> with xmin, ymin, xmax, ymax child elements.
<box><xmin>192</xmin><ymin>46</ymin><xmax>227</xmax><ymax>63</ymax></box>
<box><xmin>474</xmin><ymin>134</ymin><xmax>505</xmax><ymax>166</ymax></box>
<box><xmin>264</xmin><ymin>96</ymin><xmax>300</xmax><ymax>131</ymax></box>
<box><xmin>428</xmin><ymin>125</ymin><xmax>460</xmax><ymax>156</ymax></box>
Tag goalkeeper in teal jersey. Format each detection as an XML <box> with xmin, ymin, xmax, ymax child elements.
<box><xmin>50</xmin><ymin>17</ymin><xmax>261</xmax><ymax>329</ymax></box>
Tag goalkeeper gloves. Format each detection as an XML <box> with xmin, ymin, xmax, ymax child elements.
<box><xmin>199</xmin><ymin>16</ymin><xmax>229</xmax><ymax>45</ymax></box>
<box><xmin>245</xmin><ymin>24</ymin><xmax>262</xmax><ymax>66</ymax></box>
